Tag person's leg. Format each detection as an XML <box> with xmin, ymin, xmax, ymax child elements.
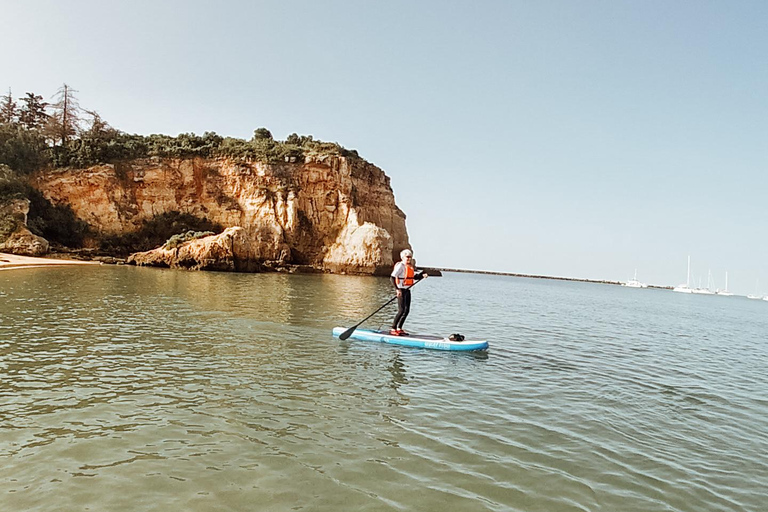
<box><xmin>395</xmin><ymin>289</ymin><xmax>411</xmax><ymax>331</ymax></box>
<box><xmin>392</xmin><ymin>290</ymin><xmax>406</xmax><ymax>331</ymax></box>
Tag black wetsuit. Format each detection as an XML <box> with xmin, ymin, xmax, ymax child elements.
<box><xmin>391</xmin><ymin>270</ymin><xmax>423</xmax><ymax>331</ymax></box>
<box><xmin>392</xmin><ymin>287</ymin><xmax>411</xmax><ymax>331</ymax></box>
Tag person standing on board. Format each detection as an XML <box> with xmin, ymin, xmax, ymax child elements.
<box><xmin>390</xmin><ymin>249</ymin><xmax>427</xmax><ymax>335</ymax></box>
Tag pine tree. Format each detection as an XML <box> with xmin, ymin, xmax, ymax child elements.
<box><xmin>0</xmin><ymin>88</ymin><xmax>17</xmax><ymax>125</ymax></box>
<box><xmin>18</xmin><ymin>92</ymin><xmax>48</xmax><ymax>130</ymax></box>
<box><xmin>49</xmin><ymin>83</ymin><xmax>82</xmax><ymax>145</ymax></box>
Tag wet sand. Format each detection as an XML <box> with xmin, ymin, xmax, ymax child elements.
<box><xmin>0</xmin><ymin>252</ymin><xmax>100</xmax><ymax>271</ymax></box>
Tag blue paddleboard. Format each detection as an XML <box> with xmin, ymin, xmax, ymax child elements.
<box><xmin>332</xmin><ymin>327</ymin><xmax>489</xmax><ymax>352</ymax></box>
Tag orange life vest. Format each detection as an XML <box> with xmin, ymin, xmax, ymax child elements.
<box><xmin>395</xmin><ymin>263</ymin><xmax>415</xmax><ymax>288</ymax></box>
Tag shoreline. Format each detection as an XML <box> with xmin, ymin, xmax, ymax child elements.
<box><xmin>424</xmin><ymin>266</ymin><xmax>620</xmax><ymax>285</ymax></box>
<box><xmin>0</xmin><ymin>252</ymin><xmax>101</xmax><ymax>271</ymax></box>
<box><xmin>423</xmin><ymin>267</ymin><xmax>673</xmax><ymax>289</ymax></box>
<box><xmin>0</xmin><ymin>255</ymin><xmax>672</xmax><ymax>291</ymax></box>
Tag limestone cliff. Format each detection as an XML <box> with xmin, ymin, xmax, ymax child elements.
<box><xmin>30</xmin><ymin>155</ymin><xmax>410</xmax><ymax>274</ymax></box>
<box><xmin>0</xmin><ymin>198</ymin><xmax>49</xmax><ymax>256</ymax></box>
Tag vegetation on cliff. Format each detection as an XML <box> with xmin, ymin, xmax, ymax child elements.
<box><xmin>1</xmin><ymin>84</ymin><xmax>360</xmax><ymax>175</ymax></box>
<box><xmin>163</xmin><ymin>230</ymin><xmax>216</xmax><ymax>250</ymax></box>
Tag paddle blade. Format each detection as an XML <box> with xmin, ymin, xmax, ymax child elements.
<box><xmin>339</xmin><ymin>325</ymin><xmax>358</xmax><ymax>340</ymax></box>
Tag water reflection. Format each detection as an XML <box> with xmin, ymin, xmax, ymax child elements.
<box><xmin>151</xmin><ymin>269</ymin><xmax>393</xmax><ymax>331</ymax></box>
<box><xmin>387</xmin><ymin>353</ymin><xmax>408</xmax><ymax>390</ymax></box>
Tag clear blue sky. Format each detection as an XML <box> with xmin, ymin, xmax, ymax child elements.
<box><xmin>2</xmin><ymin>1</ymin><xmax>767</xmax><ymax>294</ymax></box>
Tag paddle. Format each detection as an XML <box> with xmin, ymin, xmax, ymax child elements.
<box><xmin>338</xmin><ymin>275</ymin><xmax>426</xmax><ymax>340</ymax></box>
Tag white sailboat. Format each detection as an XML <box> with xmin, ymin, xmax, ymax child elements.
<box><xmin>716</xmin><ymin>271</ymin><xmax>734</xmax><ymax>296</ymax></box>
<box><xmin>624</xmin><ymin>269</ymin><xmax>648</xmax><ymax>288</ymax></box>
<box><xmin>673</xmin><ymin>256</ymin><xmax>694</xmax><ymax>293</ymax></box>
<box><xmin>747</xmin><ymin>280</ymin><xmax>762</xmax><ymax>299</ymax></box>
<box><xmin>692</xmin><ymin>270</ymin><xmax>716</xmax><ymax>295</ymax></box>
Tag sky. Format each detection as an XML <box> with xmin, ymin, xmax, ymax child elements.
<box><xmin>1</xmin><ymin>0</ymin><xmax>767</xmax><ymax>295</ymax></box>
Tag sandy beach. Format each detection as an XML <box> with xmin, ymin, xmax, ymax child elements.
<box><xmin>0</xmin><ymin>252</ymin><xmax>101</xmax><ymax>271</ymax></box>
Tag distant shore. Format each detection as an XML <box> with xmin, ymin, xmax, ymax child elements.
<box><xmin>0</xmin><ymin>255</ymin><xmax>673</xmax><ymax>290</ymax></box>
<box><xmin>0</xmin><ymin>252</ymin><xmax>101</xmax><ymax>271</ymax></box>
<box><xmin>422</xmin><ymin>267</ymin><xmax>673</xmax><ymax>289</ymax></box>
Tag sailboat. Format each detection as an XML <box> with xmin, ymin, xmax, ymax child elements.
<box><xmin>692</xmin><ymin>270</ymin><xmax>716</xmax><ymax>295</ymax></box>
<box><xmin>624</xmin><ymin>269</ymin><xmax>648</xmax><ymax>288</ymax></box>
<box><xmin>747</xmin><ymin>280</ymin><xmax>762</xmax><ymax>300</ymax></box>
<box><xmin>672</xmin><ymin>256</ymin><xmax>694</xmax><ymax>293</ymax></box>
<box><xmin>716</xmin><ymin>271</ymin><xmax>734</xmax><ymax>296</ymax></box>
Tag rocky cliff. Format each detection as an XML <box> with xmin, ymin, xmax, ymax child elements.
<box><xmin>0</xmin><ymin>198</ymin><xmax>49</xmax><ymax>256</ymax></box>
<box><xmin>30</xmin><ymin>155</ymin><xmax>410</xmax><ymax>274</ymax></box>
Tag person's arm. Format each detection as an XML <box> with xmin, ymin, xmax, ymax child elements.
<box><xmin>393</xmin><ymin>275</ymin><xmax>403</xmax><ymax>296</ymax></box>
<box><xmin>391</xmin><ymin>262</ymin><xmax>403</xmax><ymax>295</ymax></box>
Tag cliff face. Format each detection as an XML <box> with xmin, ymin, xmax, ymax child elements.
<box><xmin>30</xmin><ymin>155</ymin><xmax>410</xmax><ymax>274</ymax></box>
<box><xmin>0</xmin><ymin>198</ymin><xmax>49</xmax><ymax>256</ymax></box>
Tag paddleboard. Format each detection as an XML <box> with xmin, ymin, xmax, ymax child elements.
<box><xmin>332</xmin><ymin>327</ymin><xmax>489</xmax><ymax>352</ymax></box>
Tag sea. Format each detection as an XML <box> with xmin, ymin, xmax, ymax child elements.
<box><xmin>1</xmin><ymin>266</ymin><xmax>766</xmax><ymax>511</ymax></box>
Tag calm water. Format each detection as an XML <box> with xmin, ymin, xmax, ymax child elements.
<box><xmin>1</xmin><ymin>267</ymin><xmax>767</xmax><ymax>511</ymax></box>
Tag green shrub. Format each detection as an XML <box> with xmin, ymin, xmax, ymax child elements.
<box><xmin>0</xmin><ymin>125</ymin><xmax>50</xmax><ymax>174</ymax></box>
<box><xmin>0</xmin><ymin>164</ymin><xmax>27</xmax><ymax>201</ymax></box>
<box><xmin>163</xmin><ymin>230</ymin><xmax>215</xmax><ymax>249</ymax></box>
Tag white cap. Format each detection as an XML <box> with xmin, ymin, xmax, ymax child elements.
<box><xmin>400</xmin><ymin>249</ymin><xmax>413</xmax><ymax>259</ymax></box>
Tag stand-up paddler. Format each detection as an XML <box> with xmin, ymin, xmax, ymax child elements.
<box><xmin>390</xmin><ymin>249</ymin><xmax>427</xmax><ymax>335</ymax></box>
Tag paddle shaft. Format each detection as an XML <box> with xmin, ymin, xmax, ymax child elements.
<box><xmin>338</xmin><ymin>277</ymin><xmax>424</xmax><ymax>340</ymax></box>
